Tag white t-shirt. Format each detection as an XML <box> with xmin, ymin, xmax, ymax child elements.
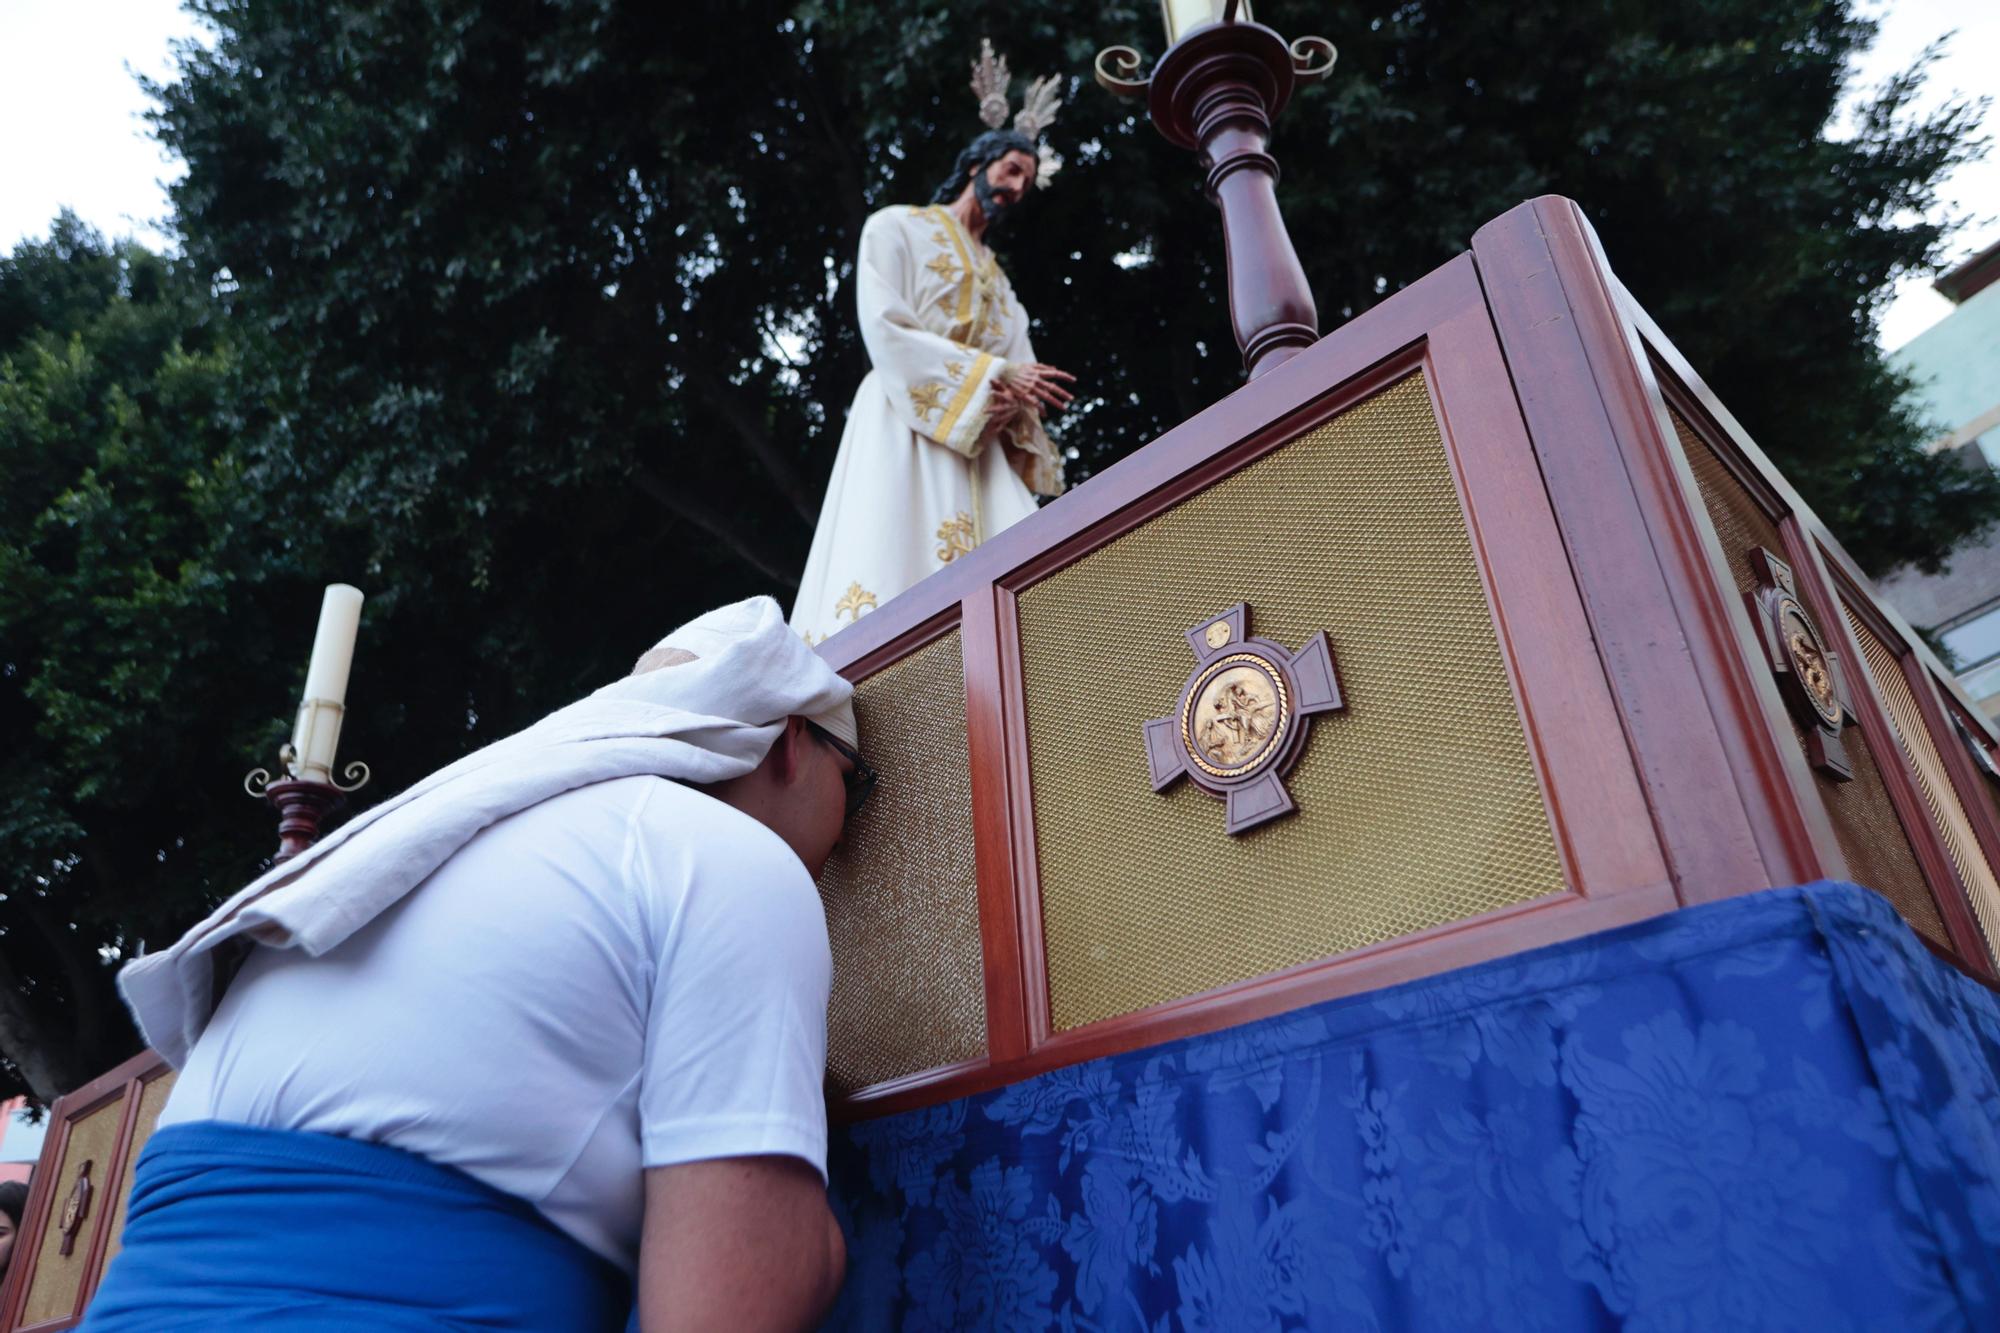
<box><xmin>159</xmin><ymin>775</ymin><xmax>833</xmax><ymax>1272</ymax></box>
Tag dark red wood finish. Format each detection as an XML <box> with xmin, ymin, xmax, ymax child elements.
<box><xmin>1811</xmin><ymin>523</ymin><xmax>2000</xmax><ymax>930</ymax></box>
<box><xmin>1924</xmin><ymin>681</ymin><xmax>2000</xmax><ymax>890</ymax></box>
<box><xmin>1145</xmin><ymin>20</ymin><xmax>1319</xmax><ymax>378</ymax></box>
<box><xmin>262</xmin><ymin>778</ymin><xmax>345</xmax><ymax>864</ymax></box>
<box><xmin>1471</xmin><ymin>197</ymin><xmax>1830</xmax><ymax>900</ymax></box>
<box><xmin>1601</xmin><ymin>209</ymin><xmax>1999</xmax><ymax>981</ymax></box>
<box><xmin>820</xmin><ymin>193</ymin><xmax>2000</xmax><ymax>1119</ymax></box>
<box><xmin>0</xmin><ymin>1050</ymin><xmax>171</xmax><ymax>1333</ymax></box>
<box><xmin>824</xmin><ymin>227</ymin><xmax>1674</xmax><ymax>1119</ymax></box>
<box><xmin>1795</xmin><ymin>552</ymin><xmax>1996</xmax><ymax>972</ymax></box>
<box><xmin>1638</xmin><ymin>373</ymin><xmax>1867</xmax><ymax>887</ymax></box>
<box><xmin>960</xmin><ymin>585</ymin><xmax>1033</xmax><ymax>1066</ymax></box>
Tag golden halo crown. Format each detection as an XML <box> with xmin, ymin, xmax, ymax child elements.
<box><xmin>969</xmin><ymin>38</ymin><xmax>1063</xmax><ymax>184</ymax></box>
<box><xmin>969</xmin><ymin>38</ymin><xmax>1063</xmax><ymax>140</ymax></box>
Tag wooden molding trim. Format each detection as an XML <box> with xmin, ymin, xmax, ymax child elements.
<box><xmin>1470</xmin><ymin>196</ymin><xmax>1818</xmax><ymax>898</ymax></box>
<box><xmin>1</xmin><ymin>1050</ymin><xmax>169</xmax><ymax>1333</ymax></box>
<box><xmin>1813</xmin><ymin>555</ymin><xmax>2000</xmax><ymax>980</ymax></box>
<box><xmin>820</xmin><ymin>215</ymin><xmax>1693</xmax><ymax>1118</ymax></box>
<box><xmin>1609</xmin><ymin>265</ymin><xmax>1998</xmax><ymax>746</ymax></box>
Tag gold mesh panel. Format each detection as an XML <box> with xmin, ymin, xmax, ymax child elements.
<box><xmin>1018</xmin><ymin>374</ymin><xmax>1565</xmax><ymax>1031</ymax></box>
<box><xmin>1816</xmin><ymin>712</ymin><xmax>1954</xmax><ymax>947</ymax></box>
<box><xmin>816</xmin><ymin>630</ymin><xmax>985</xmax><ymax>1093</ymax></box>
<box><xmin>1674</xmin><ymin>414</ymin><xmax>1787</xmax><ymax>603</ymax></box>
<box><xmin>1845</xmin><ymin>607</ymin><xmax>1998</xmax><ymax>961</ymax></box>
<box><xmin>21</xmin><ymin>1097</ymin><xmax>125</xmax><ymax>1326</ymax></box>
<box><xmin>1674</xmin><ymin>412</ymin><xmax>1939</xmax><ymax>930</ymax></box>
<box><xmin>100</xmin><ymin>1071</ymin><xmax>176</xmax><ymax>1267</ymax></box>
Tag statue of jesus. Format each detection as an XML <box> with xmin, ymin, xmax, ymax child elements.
<box><xmin>791</xmin><ymin>42</ymin><xmax>1076</xmax><ymax>645</ymax></box>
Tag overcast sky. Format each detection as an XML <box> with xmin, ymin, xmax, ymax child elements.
<box><xmin>0</xmin><ymin>0</ymin><xmax>1993</xmax><ymax>350</ymax></box>
<box><xmin>0</xmin><ymin>0</ymin><xmax>200</xmax><ymax>251</ymax></box>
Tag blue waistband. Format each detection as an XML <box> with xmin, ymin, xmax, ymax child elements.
<box><xmin>127</xmin><ymin>1119</ymin><xmax>539</xmax><ymax>1195</ymax></box>
<box><xmin>83</xmin><ymin>1120</ymin><xmax>629</xmax><ymax>1331</ymax></box>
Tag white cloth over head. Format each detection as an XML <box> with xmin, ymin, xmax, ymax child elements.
<box><xmin>120</xmin><ymin>594</ymin><xmax>855</xmax><ymax>1067</ymax></box>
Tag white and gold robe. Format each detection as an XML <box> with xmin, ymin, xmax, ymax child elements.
<box><xmin>791</xmin><ymin>204</ymin><xmax>1064</xmax><ymax>644</ymax></box>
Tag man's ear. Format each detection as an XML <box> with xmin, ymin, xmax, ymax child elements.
<box><xmin>768</xmin><ymin>716</ymin><xmax>809</xmax><ymax>786</ymax></box>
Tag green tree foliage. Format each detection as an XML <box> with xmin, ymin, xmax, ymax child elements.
<box><xmin>0</xmin><ymin>214</ymin><xmax>275</xmax><ymax>1100</ymax></box>
<box><xmin>0</xmin><ymin>0</ymin><xmax>1987</xmax><ymax>1100</ymax></box>
<box><xmin>146</xmin><ymin>0</ymin><xmax>1993</xmax><ymax>582</ymax></box>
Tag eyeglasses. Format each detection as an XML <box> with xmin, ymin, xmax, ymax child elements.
<box><xmin>804</xmin><ymin>720</ymin><xmax>877</xmax><ymax>819</ymax></box>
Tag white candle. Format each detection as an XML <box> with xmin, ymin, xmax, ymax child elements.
<box><xmin>290</xmin><ymin>584</ymin><xmax>364</xmax><ymax>779</ymax></box>
<box><xmin>1162</xmin><ymin>0</ymin><xmax>1248</xmax><ymax>45</ymax></box>
<box><xmin>302</xmin><ymin>584</ymin><xmax>364</xmax><ymax>704</ymax></box>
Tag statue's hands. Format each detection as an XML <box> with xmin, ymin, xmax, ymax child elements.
<box><xmin>1000</xmin><ymin>362</ymin><xmax>1077</xmax><ymax>414</ymax></box>
<box><xmin>983</xmin><ymin>389</ymin><xmax>1027</xmax><ymax>442</ymax></box>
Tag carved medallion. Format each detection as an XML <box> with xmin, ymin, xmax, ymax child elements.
<box><xmin>58</xmin><ymin>1158</ymin><xmax>94</xmax><ymax>1257</ymax></box>
<box><xmin>1143</xmin><ymin>604</ymin><xmax>1345</xmax><ymax>834</ymax></box>
<box><xmin>1745</xmin><ymin>548</ymin><xmax>1852</xmax><ymax>781</ymax></box>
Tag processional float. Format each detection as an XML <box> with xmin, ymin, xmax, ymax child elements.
<box><xmin>9</xmin><ymin>1</ymin><xmax>2000</xmax><ymax>1328</ymax></box>
<box><xmin>804</xmin><ymin>3</ymin><xmax>2000</xmax><ymax>1326</ymax></box>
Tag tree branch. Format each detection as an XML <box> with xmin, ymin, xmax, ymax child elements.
<box><xmin>18</xmin><ymin>887</ymin><xmax>107</xmax><ymax>1056</ymax></box>
<box><xmin>680</xmin><ymin>367</ymin><xmax>819</xmax><ymax>526</ymax></box>
<box><xmin>629</xmin><ymin>461</ymin><xmax>802</xmax><ymax>590</ymax></box>
<box><xmin>793</xmin><ymin>50</ymin><xmax>872</xmax><ymax>246</ymax></box>
<box><xmin>0</xmin><ymin>927</ymin><xmax>93</xmax><ymax>1106</ymax></box>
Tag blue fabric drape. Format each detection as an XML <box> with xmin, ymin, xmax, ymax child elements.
<box><xmin>823</xmin><ymin>882</ymin><xmax>2000</xmax><ymax>1331</ymax></box>
<box><xmin>84</xmin><ymin>1120</ymin><xmax>629</xmax><ymax>1331</ymax></box>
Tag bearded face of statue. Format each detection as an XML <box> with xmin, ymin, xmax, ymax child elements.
<box><xmin>966</xmin><ymin>149</ymin><xmax>1038</xmax><ymax>228</ymax></box>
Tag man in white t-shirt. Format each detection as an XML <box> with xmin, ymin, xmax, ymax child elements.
<box><xmin>88</xmin><ymin>598</ymin><xmax>868</xmax><ymax>1331</ymax></box>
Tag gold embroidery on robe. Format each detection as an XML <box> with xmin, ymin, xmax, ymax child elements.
<box><xmin>945</xmin><ymin>360</ymin><xmax>965</xmax><ymax>381</ymax></box>
<box><xmin>935</xmin><ymin>512</ymin><xmax>977</xmax><ymax>564</ymax></box>
<box><xmin>908</xmin><ymin>382</ymin><xmax>948</xmax><ymax>421</ymax></box>
<box><xmin>918</xmin><ymin>207</ymin><xmax>1016</xmax><ymax>351</ymax></box>
<box><xmin>970</xmin><ymin>266</ymin><xmax>1009</xmax><ymax>349</ymax></box>
<box><xmin>835</xmin><ymin>582</ymin><xmax>879</xmax><ymax>622</ymax></box>
<box><xmin>925</xmin><ymin>206</ymin><xmax>977</xmax><ymax>332</ymax></box>
<box><xmin>935</xmin><ymin>352</ymin><xmax>994</xmax><ymax>444</ymax></box>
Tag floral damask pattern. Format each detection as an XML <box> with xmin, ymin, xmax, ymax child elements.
<box><xmin>903</xmin><ymin>1159</ymin><xmax>1059</xmax><ymax>1330</ymax></box>
<box><xmin>822</xmin><ymin>883</ymin><xmax>2000</xmax><ymax>1330</ymax></box>
<box><xmin>1546</xmin><ymin>1014</ymin><xmax>1850</xmax><ymax>1329</ymax></box>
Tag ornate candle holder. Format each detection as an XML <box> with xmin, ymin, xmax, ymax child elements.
<box><xmin>244</xmin><ymin>723</ymin><xmax>371</xmax><ymax>864</ymax></box>
<box><xmin>1097</xmin><ymin>1</ymin><xmax>1336</xmax><ymax>378</ymax></box>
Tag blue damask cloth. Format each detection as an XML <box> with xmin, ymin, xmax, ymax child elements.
<box><xmin>823</xmin><ymin>882</ymin><xmax>2000</xmax><ymax>1331</ymax></box>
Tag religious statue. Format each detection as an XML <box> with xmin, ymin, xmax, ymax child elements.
<box><xmin>791</xmin><ymin>41</ymin><xmax>1077</xmax><ymax>645</ymax></box>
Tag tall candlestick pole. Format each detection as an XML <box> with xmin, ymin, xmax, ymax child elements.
<box><xmin>256</xmin><ymin>779</ymin><xmax>349</xmax><ymax>863</ymax></box>
<box><xmin>1098</xmin><ymin>6</ymin><xmax>1335</xmax><ymax>379</ymax></box>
